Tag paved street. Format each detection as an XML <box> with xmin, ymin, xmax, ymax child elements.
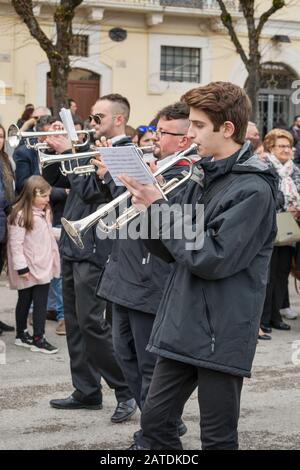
<box><xmin>0</xmin><ymin>273</ymin><xmax>300</xmax><ymax>450</ymax></box>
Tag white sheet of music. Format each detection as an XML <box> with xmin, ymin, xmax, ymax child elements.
<box><xmin>99</xmin><ymin>146</ymin><xmax>157</xmax><ymax>186</ymax></box>
<box><xmin>59</xmin><ymin>108</ymin><xmax>78</xmax><ymax>142</ymax></box>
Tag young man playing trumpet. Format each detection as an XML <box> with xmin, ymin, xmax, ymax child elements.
<box><xmin>118</xmin><ymin>82</ymin><xmax>278</xmax><ymax>449</ymax></box>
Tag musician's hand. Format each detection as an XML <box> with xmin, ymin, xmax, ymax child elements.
<box><xmin>46</xmin><ymin>134</ymin><xmax>71</xmax><ymax>154</ymax></box>
<box><xmin>118</xmin><ymin>175</ymin><xmax>162</xmax><ymax>209</ymax></box>
<box><xmin>20</xmin><ymin>117</ymin><xmax>37</xmax><ymax>131</ymax></box>
<box><xmin>91</xmin><ymin>156</ymin><xmax>108</xmax><ymax>180</ymax></box>
<box><xmin>95</xmin><ymin>136</ymin><xmax>113</xmax><ymax>148</ymax></box>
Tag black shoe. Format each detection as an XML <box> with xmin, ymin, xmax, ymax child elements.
<box><xmin>271</xmin><ymin>321</ymin><xmax>291</xmax><ymax>331</ymax></box>
<box><xmin>128</xmin><ymin>443</ymin><xmax>149</xmax><ymax>450</ymax></box>
<box><xmin>260</xmin><ymin>324</ymin><xmax>272</xmax><ymax>334</ymax></box>
<box><xmin>0</xmin><ymin>328</ymin><xmax>2</xmax><ymax>336</ymax></box>
<box><xmin>30</xmin><ymin>337</ymin><xmax>58</xmax><ymax>354</ymax></box>
<box><xmin>177</xmin><ymin>419</ymin><xmax>187</xmax><ymax>437</ymax></box>
<box><xmin>258</xmin><ymin>333</ymin><xmax>272</xmax><ymax>340</ymax></box>
<box><xmin>50</xmin><ymin>394</ymin><xmax>103</xmax><ymax>410</ymax></box>
<box><xmin>111</xmin><ymin>398</ymin><xmax>137</xmax><ymax>423</ymax></box>
<box><xmin>15</xmin><ymin>330</ymin><xmax>33</xmax><ymax>348</ymax></box>
<box><xmin>0</xmin><ymin>321</ymin><xmax>15</xmax><ymax>332</ymax></box>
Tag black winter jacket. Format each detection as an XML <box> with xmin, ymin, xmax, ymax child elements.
<box><xmin>145</xmin><ymin>143</ymin><xmax>278</xmax><ymax>378</ymax></box>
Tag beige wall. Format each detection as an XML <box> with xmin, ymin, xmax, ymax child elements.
<box><xmin>1</xmin><ymin>1</ymin><xmax>300</xmax><ymax>131</ymax></box>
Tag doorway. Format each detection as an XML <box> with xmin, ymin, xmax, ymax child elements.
<box><xmin>257</xmin><ymin>62</ymin><xmax>298</xmax><ymax>137</ymax></box>
<box><xmin>47</xmin><ymin>68</ymin><xmax>100</xmax><ymax>120</ymax></box>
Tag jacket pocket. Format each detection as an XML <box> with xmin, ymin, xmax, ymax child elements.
<box><xmin>202</xmin><ymin>289</ymin><xmax>216</xmax><ymax>353</ymax></box>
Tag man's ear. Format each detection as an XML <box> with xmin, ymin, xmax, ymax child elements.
<box><xmin>115</xmin><ymin>114</ymin><xmax>124</xmax><ymax>128</ymax></box>
<box><xmin>179</xmin><ymin>135</ymin><xmax>189</xmax><ymax>148</ymax></box>
<box><xmin>222</xmin><ymin>121</ymin><xmax>235</xmax><ymax>139</ymax></box>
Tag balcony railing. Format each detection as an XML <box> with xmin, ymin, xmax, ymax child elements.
<box><xmin>85</xmin><ymin>0</ymin><xmax>240</xmax><ymax>12</ymax></box>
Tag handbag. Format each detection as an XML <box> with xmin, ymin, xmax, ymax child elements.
<box><xmin>274</xmin><ymin>212</ymin><xmax>300</xmax><ymax>246</ymax></box>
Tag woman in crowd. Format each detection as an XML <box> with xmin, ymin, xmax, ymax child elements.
<box><xmin>0</xmin><ymin>124</ymin><xmax>15</xmax><ymax>335</ymax></box>
<box><xmin>261</xmin><ymin>129</ymin><xmax>300</xmax><ymax>336</ymax></box>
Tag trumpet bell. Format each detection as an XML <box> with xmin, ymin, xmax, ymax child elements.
<box><xmin>61</xmin><ymin>218</ymin><xmax>85</xmax><ymax>249</ymax></box>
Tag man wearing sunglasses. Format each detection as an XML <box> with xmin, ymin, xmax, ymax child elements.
<box><xmin>43</xmin><ymin>95</ymin><xmax>137</xmax><ymax>424</ymax></box>
<box><xmin>89</xmin><ymin>94</ymin><xmax>132</xmax><ymax>147</ymax></box>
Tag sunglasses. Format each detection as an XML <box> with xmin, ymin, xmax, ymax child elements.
<box><xmin>137</xmin><ymin>125</ymin><xmax>156</xmax><ymax>133</ymax></box>
<box><xmin>89</xmin><ymin>114</ymin><xmax>102</xmax><ymax>125</ymax></box>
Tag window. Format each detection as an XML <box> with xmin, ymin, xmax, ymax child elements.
<box><xmin>71</xmin><ymin>35</ymin><xmax>89</xmax><ymax>57</ymax></box>
<box><xmin>160</xmin><ymin>46</ymin><xmax>201</xmax><ymax>83</ymax></box>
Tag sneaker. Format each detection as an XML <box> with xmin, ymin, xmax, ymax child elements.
<box><xmin>15</xmin><ymin>330</ymin><xmax>33</xmax><ymax>348</ymax></box>
<box><xmin>30</xmin><ymin>337</ymin><xmax>58</xmax><ymax>354</ymax></box>
<box><xmin>55</xmin><ymin>320</ymin><xmax>66</xmax><ymax>336</ymax></box>
<box><xmin>280</xmin><ymin>308</ymin><xmax>298</xmax><ymax>320</ymax></box>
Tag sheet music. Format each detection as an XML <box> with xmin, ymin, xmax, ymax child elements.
<box><xmin>99</xmin><ymin>146</ymin><xmax>157</xmax><ymax>186</ymax></box>
<box><xmin>59</xmin><ymin>108</ymin><xmax>78</xmax><ymax>142</ymax></box>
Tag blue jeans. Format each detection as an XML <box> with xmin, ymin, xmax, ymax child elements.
<box><xmin>47</xmin><ymin>275</ymin><xmax>64</xmax><ymax>321</ymax></box>
<box><xmin>47</xmin><ymin>228</ymin><xmax>64</xmax><ymax>321</ymax></box>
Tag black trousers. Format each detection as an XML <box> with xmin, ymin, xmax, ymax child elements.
<box><xmin>16</xmin><ymin>283</ymin><xmax>49</xmax><ymax>338</ymax></box>
<box><xmin>112</xmin><ymin>303</ymin><xmax>157</xmax><ymax>409</ymax></box>
<box><xmin>140</xmin><ymin>356</ymin><xmax>243</xmax><ymax>450</ymax></box>
<box><xmin>261</xmin><ymin>246</ymin><xmax>293</xmax><ymax>326</ymax></box>
<box><xmin>63</xmin><ymin>260</ymin><xmax>132</xmax><ymax>404</ymax></box>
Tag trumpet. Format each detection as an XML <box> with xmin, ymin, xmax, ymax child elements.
<box><xmin>7</xmin><ymin>124</ymin><xmax>95</xmax><ymax>150</ymax></box>
<box><xmin>38</xmin><ymin>149</ymin><xmax>101</xmax><ymax>176</ymax></box>
<box><xmin>38</xmin><ymin>145</ymin><xmax>156</xmax><ymax>176</ymax></box>
<box><xmin>61</xmin><ymin>144</ymin><xmax>198</xmax><ymax>249</ymax></box>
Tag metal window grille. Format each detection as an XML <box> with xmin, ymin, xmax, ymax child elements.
<box><xmin>160</xmin><ymin>46</ymin><xmax>201</xmax><ymax>83</ymax></box>
<box><xmin>71</xmin><ymin>35</ymin><xmax>89</xmax><ymax>57</ymax></box>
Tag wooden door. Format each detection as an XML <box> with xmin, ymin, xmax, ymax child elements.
<box><xmin>47</xmin><ymin>78</ymin><xmax>100</xmax><ymax>120</ymax></box>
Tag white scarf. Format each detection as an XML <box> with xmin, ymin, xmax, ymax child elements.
<box><xmin>267</xmin><ymin>153</ymin><xmax>300</xmax><ymax>210</ymax></box>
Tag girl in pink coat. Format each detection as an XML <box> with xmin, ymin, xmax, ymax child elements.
<box><xmin>7</xmin><ymin>175</ymin><xmax>60</xmax><ymax>354</ymax></box>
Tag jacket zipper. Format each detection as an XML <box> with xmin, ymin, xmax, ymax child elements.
<box><xmin>202</xmin><ymin>289</ymin><xmax>216</xmax><ymax>353</ymax></box>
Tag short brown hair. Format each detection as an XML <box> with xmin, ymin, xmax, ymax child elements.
<box><xmin>181</xmin><ymin>81</ymin><xmax>252</xmax><ymax>144</ymax></box>
<box><xmin>99</xmin><ymin>93</ymin><xmax>130</xmax><ymax>123</ymax></box>
<box><xmin>155</xmin><ymin>102</ymin><xmax>190</xmax><ymax>122</ymax></box>
<box><xmin>263</xmin><ymin>128</ymin><xmax>293</xmax><ymax>153</ymax></box>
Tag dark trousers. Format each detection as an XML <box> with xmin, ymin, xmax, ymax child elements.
<box><xmin>16</xmin><ymin>283</ymin><xmax>50</xmax><ymax>337</ymax></box>
<box><xmin>141</xmin><ymin>356</ymin><xmax>243</xmax><ymax>450</ymax></box>
<box><xmin>112</xmin><ymin>303</ymin><xmax>157</xmax><ymax>409</ymax></box>
<box><xmin>63</xmin><ymin>260</ymin><xmax>132</xmax><ymax>404</ymax></box>
<box><xmin>261</xmin><ymin>246</ymin><xmax>293</xmax><ymax>326</ymax></box>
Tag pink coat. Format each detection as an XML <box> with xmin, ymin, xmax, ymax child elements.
<box><xmin>7</xmin><ymin>207</ymin><xmax>60</xmax><ymax>290</ymax></box>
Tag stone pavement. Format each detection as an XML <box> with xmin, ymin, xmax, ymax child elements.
<box><xmin>0</xmin><ymin>274</ymin><xmax>300</xmax><ymax>450</ymax></box>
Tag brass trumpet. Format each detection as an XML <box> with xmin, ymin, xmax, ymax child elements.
<box><xmin>7</xmin><ymin>124</ymin><xmax>94</xmax><ymax>150</ymax></box>
<box><xmin>61</xmin><ymin>144</ymin><xmax>198</xmax><ymax>249</ymax></box>
<box><xmin>38</xmin><ymin>145</ymin><xmax>155</xmax><ymax>176</ymax></box>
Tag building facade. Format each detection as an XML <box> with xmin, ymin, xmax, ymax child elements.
<box><xmin>1</xmin><ymin>0</ymin><xmax>300</xmax><ymax>134</ymax></box>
